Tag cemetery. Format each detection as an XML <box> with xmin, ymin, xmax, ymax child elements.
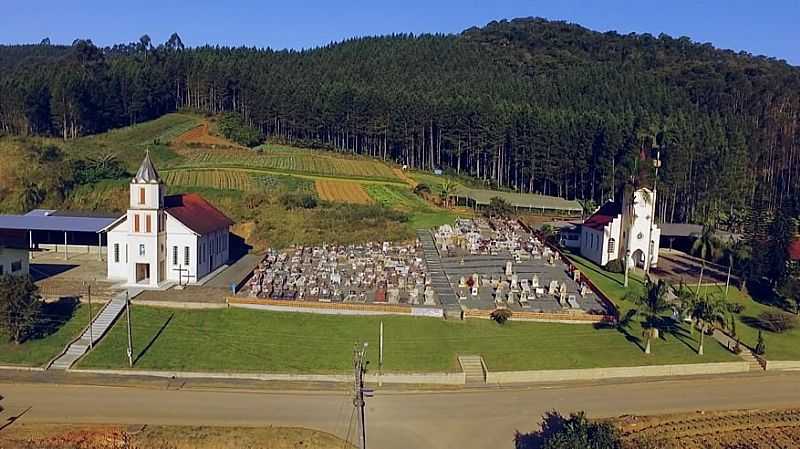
<box><xmin>245</xmin><ymin>242</ymin><xmax>438</xmax><ymax>306</ymax></box>
<box><xmin>433</xmin><ymin>218</ymin><xmax>609</xmax><ymax>315</ymax></box>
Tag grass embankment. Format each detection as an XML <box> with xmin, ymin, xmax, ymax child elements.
<box><xmin>0</xmin><ymin>302</ymin><xmax>93</xmax><ymax>367</ymax></box>
<box><xmin>565</xmin><ymin>250</ymin><xmax>800</xmax><ymax>361</ymax></box>
<box><xmin>703</xmin><ymin>284</ymin><xmax>800</xmax><ymax>361</ymax></box>
<box><xmin>79</xmin><ymin>305</ymin><xmax>733</xmax><ymax>373</ymax></box>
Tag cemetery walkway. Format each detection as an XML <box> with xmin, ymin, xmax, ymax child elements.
<box><xmin>417</xmin><ymin>229</ymin><xmax>460</xmax><ymax>317</ymax></box>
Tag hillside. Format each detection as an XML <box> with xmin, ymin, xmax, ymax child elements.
<box><xmin>1</xmin><ymin>18</ymin><xmax>799</xmax><ymax>229</ymax></box>
<box><xmin>0</xmin><ymin>114</ymin><xmax>473</xmax><ymax>248</ymax></box>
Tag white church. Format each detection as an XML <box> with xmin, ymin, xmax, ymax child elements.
<box><xmin>572</xmin><ymin>187</ymin><xmax>661</xmax><ymax>270</ymax></box>
<box><xmin>102</xmin><ymin>152</ymin><xmax>234</xmax><ymax>288</ymax></box>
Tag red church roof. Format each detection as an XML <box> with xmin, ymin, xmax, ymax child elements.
<box><xmin>790</xmin><ymin>237</ymin><xmax>800</xmax><ymax>261</ymax></box>
<box><xmin>165</xmin><ymin>193</ymin><xmax>234</xmax><ymax>235</ymax></box>
<box><xmin>582</xmin><ymin>201</ymin><xmax>621</xmax><ymax>231</ymax></box>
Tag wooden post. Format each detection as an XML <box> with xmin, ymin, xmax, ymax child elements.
<box><xmin>64</xmin><ymin>231</ymin><xmax>68</xmax><ymax>260</ymax></box>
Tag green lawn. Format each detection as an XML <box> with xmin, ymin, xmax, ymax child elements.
<box><xmin>565</xmin><ymin>250</ymin><xmax>800</xmax><ymax>362</ymax></box>
<box><xmin>562</xmin><ymin>250</ymin><xmax>646</xmax><ymax>315</ymax></box>
<box><xmin>699</xmin><ymin>285</ymin><xmax>800</xmax><ymax>361</ymax></box>
<box><xmin>0</xmin><ymin>302</ymin><xmax>93</xmax><ymax>367</ymax></box>
<box><xmin>79</xmin><ymin>306</ymin><xmax>734</xmax><ymax>374</ymax></box>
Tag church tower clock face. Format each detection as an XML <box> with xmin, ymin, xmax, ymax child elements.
<box><xmin>637</xmin><ymin>232</ymin><xmax>644</xmax><ymax>240</ymax></box>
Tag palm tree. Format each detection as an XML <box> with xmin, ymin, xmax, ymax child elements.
<box><xmin>673</xmin><ymin>281</ymin><xmax>698</xmax><ymax>335</ymax></box>
<box><xmin>439</xmin><ymin>178</ymin><xmax>456</xmax><ymax>208</ymax></box>
<box><xmin>691</xmin><ymin>225</ymin><xmax>719</xmax><ymax>296</ymax></box>
<box><xmin>632</xmin><ymin>277</ymin><xmax>672</xmax><ymax>354</ymax></box>
<box><xmin>692</xmin><ymin>295</ymin><xmax>728</xmax><ymax>355</ymax></box>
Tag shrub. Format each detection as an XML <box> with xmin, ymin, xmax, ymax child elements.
<box><xmin>755</xmin><ymin>330</ymin><xmax>766</xmax><ymax>355</ymax></box>
<box><xmin>603</xmin><ymin>259</ymin><xmax>625</xmax><ymax>274</ymax></box>
<box><xmin>726</xmin><ymin>303</ymin><xmax>745</xmax><ymax>314</ymax></box>
<box><xmin>413</xmin><ymin>183</ymin><xmax>431</xmax><ymax>196</ymax></box>
<box><xmin>490</xmin><ymin>308</ymin><xmax>513</xmax><ymax>325</ymax></box>
<box><xmin>757</xmin><ymin>310</ymin><xmax>798</xmax><ymax>333</ymax></box>
<box><xmin>279</xmin><ymin>192</ymin><xmax>318</xmax><ymax>209</ymax></box>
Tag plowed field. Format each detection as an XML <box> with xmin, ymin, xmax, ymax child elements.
<box><xmin>616</xmin><ymin>408</ymin><xmax>800</xmax><ymax>449</ymax></box>
<box><xmin>163</xmin><ymin>169</ymin><xmax>256</xmax><ymax>191</ymax></box>
<box><xmin>315</xmin><ymin>180</ymin><xmax>373</xmax><ymax>204</ymax></box>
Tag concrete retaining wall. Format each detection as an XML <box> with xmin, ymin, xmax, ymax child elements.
<box><xmin>485</xmin><ymin>361</ymin><xmax>750</xmax><ymax>384</ymax></box>
<box><xmin>764</xmin><ymin>360</ymin><xmax>800</xmax><ymax>371</ymax></box>
<box><xmin>70</xmin><ymin>368</ymin><xmax>465</xmax><ymax>385</ymax></box>
<box><xmin>364</xmin><ymin>372</ymin><xmax>465</xmax><ymax>385</ymax></box>
<box><xmin>132</xmin><ymin>300</ymin><xmax>228</xmax><ymax>310</ymax></box>
<box><xmin>0</xmin><ymin>364</ymin><xmax>45</xmax><ymax>372</ymax></box>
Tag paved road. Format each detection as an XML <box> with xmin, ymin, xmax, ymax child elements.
<box><xmin>3</xmin><ymin>373</ymin><xmax>800</xmax><ymax>448</ymax></box>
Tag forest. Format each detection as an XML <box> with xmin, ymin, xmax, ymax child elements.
<box><xmin>1</xmin><ymin>17</ymin><xmax>799</xmax><ymax>228</ymax></box>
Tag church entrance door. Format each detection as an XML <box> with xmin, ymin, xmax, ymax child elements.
<box><xmin>135</xmin><ymin>263</ymin><xmax>150</xmax><ymax>283</ymax></box>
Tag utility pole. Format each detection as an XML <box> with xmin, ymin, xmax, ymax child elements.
<box><xmin>87</xmin><ymin>282</ymin><xmax>93</xmax><ymax>349</ymax></box>
<box><xmin>353</xmin><ymin>342</ymin><xmax>371</xmax><ymax>449</ymax></box>
<box><xmin>126</xmin><ymin>291</ymin><xmax>133</xmax><ymax>368</ymax></box>
<box><xmin>379</xmin><ymin>322</ymin><xmax>384</xmax><ymax>387</ymax></box>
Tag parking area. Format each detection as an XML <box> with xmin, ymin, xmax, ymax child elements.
<box><xmin>29</xmin><ymin>247</ymin><xmax>119</xmax><ymax>302</ymax></box>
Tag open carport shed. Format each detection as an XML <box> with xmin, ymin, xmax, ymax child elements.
<box><xmin>451</xmin><ymin>187</ymin><xmax>583</xmax><ymax>214</ymax></box>
<box><xmin>0</xmin><ymin>209</ymin><xmax>118</xmax><ymax>259</ymax></box>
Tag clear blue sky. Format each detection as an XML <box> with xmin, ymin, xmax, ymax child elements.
<box><xmin>2</xmin><ymin>0</ymin><xmax>798</xmax><ymax>65</ymax></box>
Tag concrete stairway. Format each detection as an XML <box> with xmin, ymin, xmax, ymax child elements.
<box><xmin>738</xmin><ymin>349</ymin><xmax>765</xmax><ymax>371</ymax></box>
<box><xmin>458</xmin><ymin>355</ymin><xmax>486</xmax><ymax>385</ymax></box>
<box><xmin>49</xmin><ymin>288</ymin><xmax>142</xmax><ymax>370</ymax></box>
<box><xmin>417</xmin><ymin>230</ymin><xmax>461</xmax><ymax>318</ymax></box>
<box><xmin>712</xmin><ymin>328</ymin><xmax>764</xmax><ymax>371</ymax></box>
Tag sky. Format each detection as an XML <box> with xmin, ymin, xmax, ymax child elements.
<box><xmin>1</xmin><ymin>0</ymin><xmax>798</xmax><ymax>65</ymax></box>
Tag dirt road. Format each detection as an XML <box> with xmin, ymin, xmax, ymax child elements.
<box><xmin>3</xmin><ymin>373</ymin><xmax>800</xmax><ymax>449</ymax></box>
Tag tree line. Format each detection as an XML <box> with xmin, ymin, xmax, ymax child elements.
<box><xmin>1</xmin><ymin>18</ymin><xmax>799</xmax><ymax>228</ymax></box>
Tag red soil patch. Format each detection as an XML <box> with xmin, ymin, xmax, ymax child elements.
<box><xmin>172</xmin><ymin>121</ymin><xmax>240</xmax><ymax>148</ymax></box>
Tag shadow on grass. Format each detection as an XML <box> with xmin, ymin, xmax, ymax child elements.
<box><xmin>747</xmin><ymin>279</ymin><xmax>793</xmax><ymax>311</ymax></box>
<box><xmin>595</xmin><ymin>309</ymin><xmax>644</xmax><ymax>352</ymax></box>
<box><xmin>29</xmin><ymin>297</ymin><xmax>80</xmax><ymax>341</ymax></box>
<box><xmin>134</xmin><ymin>312</ymin><xmax>174</xmax><ymax>366</ymax></box>
<box><xmin>660</xmin><ymin>317</ymin><xmax>700</xmax><ymax>353</ymax></box>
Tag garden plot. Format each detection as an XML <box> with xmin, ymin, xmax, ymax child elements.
<box><xmin>315</xmin><ymin>180</ymin><xmax>374</xmax><ymax>204</ymax></box>
<box><xmin>163</xmin><ymin>169</ymin><xmax>257</xmax><ymax>191</ymax></box>
<box><xmin>174</xmin><ymin>146</ymin><xmax>400</xmax><ymax>181</ymax></box>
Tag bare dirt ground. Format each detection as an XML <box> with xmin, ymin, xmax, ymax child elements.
<box><xmin>615</xmin><ymin>408</ymin><xmax>800</xmax><ymax>449</ymax></box>
<box><xmin>0</xmin><ymin>423</ymin><xmax>354</xmax><ymax>449</ymax></box>
<box><xmin>652</xmin><ymin>249</ymin><xmax>734</xmax><ymax>286</ymax></box>
<box><xmin>30</xmin><ymin>249</ymin><xmax>118</xmax><ymax>302</ymax></box>
<box><xmin>393</xmin><ymin>167</ymin><xmax>417</xmax><ymax>187</ymax></box>
<box><xmin>171</xmin><ymin>121</ymin><xmax>241</xmax><ymax>149</ymax></box>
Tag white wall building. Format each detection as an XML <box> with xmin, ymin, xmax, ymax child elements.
<box><xmin>579</xmin><ymin>188</ymin><xmax>660</xmax><ymax>269</ymax></box>
<box><xmin>103</xmin><ymin>152</ymin><xmax>234</xmax><ymax>288</ymax></box>
<box><xmin>0</xmin><ymin>229</ymin><xmax>29</xmax><ymax>277</ymax></box>
<box><xmin>0</xmin><ymin>247</ymin><xmax>28</xmax><ymax>277</ymax></box>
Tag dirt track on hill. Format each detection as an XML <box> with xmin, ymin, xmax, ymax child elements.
<box><xmin>172</xmin><ymin>121</ymin><xmax>240</xmax><ymax>148</ymax></box>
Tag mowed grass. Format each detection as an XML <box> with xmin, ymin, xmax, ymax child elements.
<box><xmin>365</xmin><ymin>184</ymin><xmax>463</xmax><ymax>230</ymax></box>
<box><xmin>565</xmin><ymin>249</ymin><xmax>800</xmax><ymax>361</ymax></box>
<box><xmin>79</xmin><ymin>306</ymin><xmax>734</xmax><ymax>373</ymax></box>
<box><xmin>700</xmin><ymin>284</ymin><xmax>800</xmax><ymax>361</ymax></box>
<box><xmin>0</xmin><ymin>303</ymin><xmax>93</xmax><ymax>367</ymax></box>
